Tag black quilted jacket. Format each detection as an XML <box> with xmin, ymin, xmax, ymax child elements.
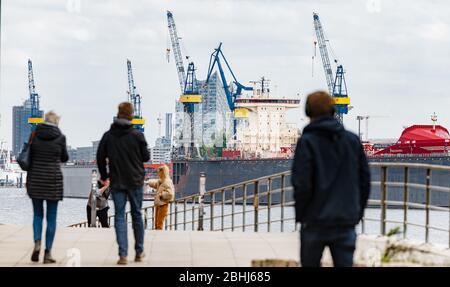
<box><xmin>26</xmin><ymin>123</ymin><xmax>69</xmax><ymax>201</ymax></box>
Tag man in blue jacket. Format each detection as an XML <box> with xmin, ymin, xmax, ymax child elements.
<box><xmin>292</xmin><ymin>91</ymin><xmax>371</xmax><ymax>267</ymax></box>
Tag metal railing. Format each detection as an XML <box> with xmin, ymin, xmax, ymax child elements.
<box><xmin>69</xmin><ymin>162</ymin><xmax>450</xmax><ymax>248</ymax></box>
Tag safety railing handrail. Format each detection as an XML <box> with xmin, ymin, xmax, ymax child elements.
<box><xmin>69</xmin><ymin>162</ymin><xmax>450</xmax><ymax>248</ymax></box>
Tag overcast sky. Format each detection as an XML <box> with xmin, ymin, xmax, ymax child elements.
<box><xmin>1</xmin><ymin>0</ymin><xmax>450</xmax><ymax>149</ymax></box>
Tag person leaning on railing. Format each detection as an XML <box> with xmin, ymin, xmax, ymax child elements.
<box><xmin>145</xmin><ymin>165</ymin><xmax>174</xmax><ymax>230</ymax></box>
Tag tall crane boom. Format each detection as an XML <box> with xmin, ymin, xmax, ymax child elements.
<box><xmin>27</xmin><ymin>59</ymin><xmax>44</xmax><ymax>129</ymax></box>
<box><xmin>206</xmin><ymin>43</ymin><xmax>253</xmax><ymax>112</ymax></box>
<box><xmin>205</xmin><ymin>43</ymin><xmax>253</xmax><ymax>140</ymax></box>
<box><xmin>313</xmin><ymin>13</ymin><xmax>350</xmax><ymax>124</ymax></box>
<box><xmin>167</xmin><ymin>11</ymin><xmax>186</xmax><ymax>93</ymax></box>
<box><xmin>313</xmin><ymin>13</ymin><xmax>334</xmax><ymax>94</ymax></box>
<box><xmin>127</xmin><ymin>59</ymin><xmax>144</xmax><ymax>132</ymax></box>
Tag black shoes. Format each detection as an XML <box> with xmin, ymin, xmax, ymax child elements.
<box><xmin>135</xmin><ymin>252</ymin><xmax>145</xmax><ymax>262</ymax></box>
<box><xmin>31</xmin><ymin>240</ymin><xmax>41</xmax><ymax>262</ymax></box>
<box><xmin>43</xmin><ymin>249</ymin><xmax>56</xmax><ymax>264</ymax></box>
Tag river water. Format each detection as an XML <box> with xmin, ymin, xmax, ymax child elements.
<box><xmin>1</xmin><ymin>188</ymin><xmax>448</xmax><ymax>247</ymax></box>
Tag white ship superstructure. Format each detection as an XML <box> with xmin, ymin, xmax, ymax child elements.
<box><xmin>235</xmin><ymin>78</ymin><xmax>300</xmax><ymax>158</ymax></box>
<box><xmin>0</xmin><ymin>142</ymin><xmax>26</xmax><ymax>186</ymax></box>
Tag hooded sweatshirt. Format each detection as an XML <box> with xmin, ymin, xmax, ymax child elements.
<box><xmin>146</xmin><ymin>165</ymin><xmax>175</xmax><ymax>206</ymax></box>
<box><xmin>291</xmin><ymin>116</ymin><xmax>371</xmax><ymax>227</ymax></box>
<box><xmin>97</xmin><ymin>118</ymin><xmax>150</xmax><ymax>190</ymax></box>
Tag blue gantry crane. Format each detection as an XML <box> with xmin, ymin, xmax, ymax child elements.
<box><xmin>27</xmin><ymin>59</ymin><xmax>44</xmax><ymax>130</ymax></box>
<box><xmin>205</xmin><ymin>43</ymin><xmax>253</xmax><ymax>137</ymax></box>
<box><xmin>127</xmin><ymin>59</ymin><xmax>145</xmax><ymax>132</ymax></box>
<box><xmin>313</xmin><ymin>13</ymin><xmax>350</xmax><ymax>124</ymax></box>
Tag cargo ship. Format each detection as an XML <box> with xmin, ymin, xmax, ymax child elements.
<box><xmin>61</xmin><ymin>123</ymin><xmax>450</xmax><ymax>207</ymax></box>
<box><xmin>60</xmin><ymin>94</ymin><xmax>450</xmax><ymax>207</ymax></box>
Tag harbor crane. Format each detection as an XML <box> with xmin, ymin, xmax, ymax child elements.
<box><xmin>127</xmin><ymin>59</ymin><xmax>145</xmax><ymax>132</ymax></box>
<box><xmin>27</xmin><ymin>59</ymin><xmax>44</xmax><ymax>130</ymax></box>
<box><xmin>180</xmin><ymin>62</ymin><xmax>202</xmax><ymax>158</ymax></box>
<box><xmin>205</xmin><ymin>42</ymin><xmax>253</xmax><ymax>138</ymax></box>
<box><xmin>167</xmin><ymin>11</ymin><xmax>187</xmax><ymax>94</ymax></box>
<box><xmin>313</xmin><ymin>13</ymin><xmax>350</xmax><ymax>124</ymax></box>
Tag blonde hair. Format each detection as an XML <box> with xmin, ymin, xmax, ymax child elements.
<box><xmin>45</xmin><ymin>111</ymin><xmax>60</xmax><ymax>125</ymax></box>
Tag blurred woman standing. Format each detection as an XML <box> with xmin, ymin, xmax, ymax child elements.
<box><xmin>146</xmin><ymin>165</ymin><xmax>174</xmax><ymax>230</ymax></box>
<box><xmin>26</xmin><ymin>111</ymin><xmax>69</xmax><ymax>263</ymax></box>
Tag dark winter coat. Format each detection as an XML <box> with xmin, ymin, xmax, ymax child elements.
<box><xmin>291</xmin><ymin>116</ymin><xmax>371</xmax><ymax>227</ymax></box>
<box><xmin>96</xmin><ymin>118</ymin><xmax>150</xmax><ymax>190</ymax></box>
<box><xmin>26</xmin><ymin>123</ymin><xmax>69</xmax><ymax>201</ymax></box>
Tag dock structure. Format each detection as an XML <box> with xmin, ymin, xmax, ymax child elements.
<box><xmin>2</xmin><ymin>161</ymin><xmax>450</xmax><ymax>267</ymax></box>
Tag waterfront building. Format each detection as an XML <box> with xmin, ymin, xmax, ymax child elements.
<box><xmin>12</xmin><ymin>99</ymin><xmax>43</xmax><ymax>156</ymax></box>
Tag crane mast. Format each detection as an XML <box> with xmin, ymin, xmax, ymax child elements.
<box><xmin>313</xmin><ymin>13</ymin><xmax>334</xmax><ymax>94</ymax></box>
<box><xmin>27</xmin><ymin>59</ymin><xmax>44</xmax><ymax>130</ymax></box>
<box><xmin>167</xmin><ymin>11</ymin><xmax>186</xmax><ymax>93</ymax></box>
<box><xmin>180</xmin><ymin>62</ymin><xmax>202</xmax><ymax>158</ymax></box>
<box><xmin>313</xmin><ymin>13</ymin><xmax>350</xmax><ymax>124</ymax></box>
<box><xmin>127</xmin><ymin>59</ymin><xmax>144</xmax><ymax>132</ymax></box>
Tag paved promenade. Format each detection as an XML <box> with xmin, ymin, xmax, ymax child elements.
<box><xmin>0</xmin><ymin>225</ymin><xmax>298</xmax><ymax>267</ymax></box>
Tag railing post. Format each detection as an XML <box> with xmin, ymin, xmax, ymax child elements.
<box><xmin>210</xmin><ymin>192</ymin><xmax>215</xmax><ymax>231</ymax></box>
<box><xmin>221</xmin><ymin>189</ymin><xmax>225</xmax><ymax>231</ymax></box>
<box><xmin>231</xmin><ymin>187</ymin><xmax>236</xmax><ymax>231</ymax></box>
<box><xmin>243</xmin><ymin>184</ymin><xmax>247</xmax><ymax>231</ymax></box>
<box><xmin>183</xmin><ymin>199</ymin><xmax>187</xmax><ymax>231</ymax></box>
<box><xmin>280</xmin><ymin>174</ymin><xmax>285</xmax><ymax>232</ymax></box>
<box><xmin>151</xmin><ymin>206</ymin><xmax>155</xmax><ymax>230</ymax></box>
<box><xmin>267</xmin><ymin>177</ymin><xmax>272</xmax><ymax>232</ymax></box>
<box><xmin>254</xmin><ymin>180</ymin><xmax>259</xmax><ymax>232</ymax></box>
<box><xmin>425</xmin><ymin>168</ymin><xmax>431</xmax><ymax>243</ymax></box>
<box><xmin>89</xmin><ymin>170</ymin><xmax>98</xmax><ymax>228</ymax></box>
<box><xmin>381</xmin><ymin>166</ymin><xmax>387</xmax><ymax>235</ymax></box>
<box><xmin>403</xmin><ymin>167</ymin><xmax>409</xmax><ymax>239</ymax></box>
<box><xmin>174</xmin><ymin>204</ymin><xmax>178</xmax><ymax>231</ymax></box>
<box><xmin>191</xmin><ymin>197</ymin><xmax>195</xmax><ymax>231</ymax></box>
<box><xmin>144</xmin><ymin>208</ymin><xmax>148</xmax><ymax>229</ymax></box>
<box><xmin>198</xmin><ymin>173</ymin><xmax>206</xmax><ymax>231</ymax></box>
<box><xmin>169</xmin><ymin>201</ymin><xmax>173</xmax><ymax>230</ymax></box>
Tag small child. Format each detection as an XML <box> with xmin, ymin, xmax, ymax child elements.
<box><xmin>86</xmin><ymin>180</ymin><xmax>110</xmax><ymax>228</ymax></box>
<box><xmin>145</xmin><ymin>165</ymin><xmax>174</xmax><ymax>230</ymax></box>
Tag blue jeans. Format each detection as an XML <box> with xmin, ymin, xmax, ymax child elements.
<box><xmin>32</xmin><ymin>199</ymin><xmax>58</xmax><ymax>250</ymax></box>
<box><xmin>300</xmin><ymin>225</ymin><xmax>356</xmax><ymax>267</ymax></box>
<box><xmin>111</xmin><ymin>187</ymin><xmax>144</xmax><ymax>257</ymax></box>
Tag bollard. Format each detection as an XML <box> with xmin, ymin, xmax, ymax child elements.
<box><xmin>89</xmin><ymin>169</ymin><xmax>98</xmax><ymax>228</ymax></box>
<box><xmin>197</xmin><ymin>172</ymin><xmax>206</xmax><ymax>231</ymax></box>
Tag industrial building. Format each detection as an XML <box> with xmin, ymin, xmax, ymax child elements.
<box><xmin>151</xmin><ymin>113</ymin><xmax>174</xmax><ymax>164</ymax></box>
<box><xmin>12</xmin><ymin>99</ymin><xmax>43</xmax><ymax>156</ymax></box>
<box><xmin>174</xmin><ymin>72</ymin><xmax>232</xmax><ymax>152</ymax></box>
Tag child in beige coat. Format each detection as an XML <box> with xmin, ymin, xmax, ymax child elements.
<box><xmin>145</xmin><ymin>165</ymin><xmax>174</xmax><ymax>230</ymax></box>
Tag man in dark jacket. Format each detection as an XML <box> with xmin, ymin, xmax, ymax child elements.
<box><xmin>97</xmin><ymin>102</ymin><xmax>150</xmax><ymax>265</ymax></box>
<box><xmin>292</xmin><ymin>91</ymin><xmax>370</xmax><ymax>267</ymax></box>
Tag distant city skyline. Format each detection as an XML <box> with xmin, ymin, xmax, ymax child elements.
<box><xmin>1</xmin><ymin>0</ymin><xmax>450</xmax><ymax>149</ymax></box>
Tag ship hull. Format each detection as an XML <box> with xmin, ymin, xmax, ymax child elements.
<box><xmin>61</xmin><ymin>156</ymin><xmax>450</xmax><ymax>207</ymax></box>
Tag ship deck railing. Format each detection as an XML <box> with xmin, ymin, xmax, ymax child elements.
<box><xmin>69</xmin><ymin>162</ymin><xmax>450</xmax><ymax>248</ymax></box>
